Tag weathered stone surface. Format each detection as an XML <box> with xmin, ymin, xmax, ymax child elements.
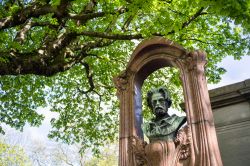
<box><xmin>114</xmin><ymin>37</ymin><xmax>222</xmax><ymax>166</ymax></box>
<box><xmin>210</xmin><ymin>79</ymin><xmax>250</xmax><ymax>109</ymax></box>
<box><xmin>130</xmin><ymin>126</ymin><xmax>191</xmax><ymax>166</ymax></box>
<box><xmin>209</xmin><ymin>79</ymin><xmax>250</xmax><ymax>166</ymax></box>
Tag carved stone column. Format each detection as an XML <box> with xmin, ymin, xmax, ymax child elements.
<box><xmin>114</xmin><ymin>71</ymin><xmax>133</xmax><ymax>166</ymax></box>
<box><xmin>178</xmin><ymin>51</ymin><xmax>223</xmax><ymax>166</ymax></box>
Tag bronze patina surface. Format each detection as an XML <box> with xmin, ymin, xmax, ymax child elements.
<box><xmin>142</xmin><ymin>87</ymin><xmax>186</xmax><ymax>142</ymax></box>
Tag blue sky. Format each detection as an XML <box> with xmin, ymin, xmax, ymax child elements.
<box><xmin>208</xmin><ymin>55</ymin><xmax>250</xmax><ymax>89</ymax></box>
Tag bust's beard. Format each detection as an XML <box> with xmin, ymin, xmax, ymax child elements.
<box><xmin>154</xmin><ymin>108</ymin><xmax>168</xmax><ymax>117</ymax></box>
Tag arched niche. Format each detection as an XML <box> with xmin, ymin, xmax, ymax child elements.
<box><xmin>114</xmin><ymin>37</ymin><xmax>223</xmax><ymax>166</ymax></box>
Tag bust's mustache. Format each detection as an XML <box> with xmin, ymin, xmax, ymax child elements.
<box><xmin>155</xmin><ymin>107</ymin><xmax>165</xmax><ymax>111</ymax></box>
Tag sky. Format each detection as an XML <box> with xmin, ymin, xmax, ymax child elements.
<box><xmin>208</xmin><ymin>55</ymin><xmax>250</xmax><ymax>89</ymax></box>
<box><xmin>2</xmin><ymin>54</ymin><xmax>250</xmax><ymax>164</ymax></box>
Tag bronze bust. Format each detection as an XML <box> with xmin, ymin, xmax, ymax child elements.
<box><xmin>142</xmin><ymin>87</ymin><xmax>186</xmax><ymax>142</ymax></box>
<box><xmin>138</xmin><ymin>87</ymin><xmax>189</xmax><ymax>166</ymax></box>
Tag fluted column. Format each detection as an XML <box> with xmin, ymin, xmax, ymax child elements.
<box><xmin>114</xmin><ymin>70</ymin><xmax>136</xmax><ymax>166</ymax></box>
<box><xmin>179</xmin><ymin>50</ymin><xmax>223</xmax><ymax>166</ymax></box>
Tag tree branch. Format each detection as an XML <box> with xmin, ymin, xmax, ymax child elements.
<box><xmin>69</xmin><ymin>7</ymin><xmax>126</xmax><ymax>20</ymax></box>
<box><xmin>48</xmin><ymin>31</ymin><xmax>77</xmax><ymax>54</ymax></box>
<box><xmin>77</xmin><ymin>62</ymin><xmax>95</xmax><ymax>94</ymax></box>
<box><xmin>68</xmin><ymin>12</ymin><xmax>106</xmax><ymax>20</ymax></box>
<box><xmin>0</xmin><ymin>4</ymin><xmax>54</xmax><ymax>30</ymax></box>
<box><xmin>0</xmin><ymin>31</ymin><xmax>119</xmax><ymax>76</ymax></box>
<box><xmin>122</xmin><ymin>14</ymin><xmax>136</xmax><ymax>31</ymax></box>
<box><xmin>15</xmin><ymin>19</ymin><xmax>58</xmax><ymax>42</ymax></box>
<box><xmin>166</xmin><ymin>7</ymin><xmax>207</xmax><ymax>35</ymax></box>
<box><xmin>0</xmin><ymin>0</ymin><xmax>71</xmax><ymax>30</ymax></box>
<box><xmin>77</xmin><ymin>31</ymin><xmax>143</xmax><ymax>40</ymax></box>
<box><xmin>182</xmin><ymin>7</ymin><xmax>206</xmax><ymax>29</ymax></box>
<box><xmin>0</xmin><ymin>2</ymin><xmax>127</xmax><ymax>30</ymax></box>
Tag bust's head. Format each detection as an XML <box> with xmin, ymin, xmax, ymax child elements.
<box><xmin>147</xmin><ymin>87</ymin><xmax>172</xmax><ymax>118</ymax></box>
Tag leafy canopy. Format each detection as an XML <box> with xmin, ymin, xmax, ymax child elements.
<box><xmin>0</xmin><ymin>0</ymin><xmax>249</xmax><ymax>154</ymax></box>
<box><xmin>0</xmin><ymin>140</ymin><xmax>31</xmax><ymax>166</ymax></box>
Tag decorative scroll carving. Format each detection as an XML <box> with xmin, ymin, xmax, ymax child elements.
<box><xmin>174</xmin><ymin>126</ymin><xmax>191</xmax><ymax>161</ymax></box>
<box><xmin>184</xmin><ymin>50</ymin><xmax>207</xmax><ymax>71</ymax></box>
<box><xmin>129</xmin><ymin>126</ymin><xmax>191</xmax><ymax>166</ymax></box>
<box><xmin>129</xmin><ymin>136</ymin><xmax>149</xmax><ymax>166</ymax></box>
<box><xmin>113</xmin><ymin>70</ymin><xmax>131</xmax><ymax>97</ymax></box>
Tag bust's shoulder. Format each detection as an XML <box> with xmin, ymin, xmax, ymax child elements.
<box><xmin>142</xmin><ymin>114</ymin><xmax>187</xmax><ymax>141</ymax></box>
<box><xmin>166</xmin><ymin>114</ymin><xmax>186</xmax><ymax>124</ymax></box>
<box><xmin>143</xmin><ymin>114</ymin><xmax>186</xmax><ymax>127</ymax></box>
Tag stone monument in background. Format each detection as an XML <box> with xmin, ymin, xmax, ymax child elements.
<box><xmin>114</xmin><ymin>37</ymin><xmax>223</xmax><ymax>166</ymax></box>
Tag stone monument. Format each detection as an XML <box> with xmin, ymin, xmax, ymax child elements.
<box><xmin>114</xmin><ymin>37</ymin><xmax>223</xmax><ymax>166</ymax></box>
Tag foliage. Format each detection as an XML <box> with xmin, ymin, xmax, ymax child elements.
<box><xmin>0</xmin><ymin>140</ymin><xmax>31</xmax><ymax>166</ymax></box>
<box><xmin>28</xmin><ymin>140</ymin><xmax>88</xmax><ymax>166</ymax></box>
<box><xmin>1</xmin><ymin>127</ymin><xmax>118</xmax><ymax>166</ymax></box>
<box><xmin>0</xmin><ymin>75</ymin><xmax>47</xmax><ymax>134</ymax></box>
<box><xmin>0</xmin><ymin>0</ymin><xmax>250</xmax><ymax>154</ymax></box>
<box><xmin>85</xmin><ymin>144</ymin><xmax>118</xmax><ymax>166</ymax></box>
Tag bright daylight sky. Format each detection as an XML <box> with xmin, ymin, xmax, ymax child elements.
<box><xmin>208</xmin><ymin>55</ymin><xmax>250</xmax><ymax>89</ymax></box>
<box><xmin>3</xmin><ymin>54</ymin><xmax>250</xmax><ymax>159</ymax></box>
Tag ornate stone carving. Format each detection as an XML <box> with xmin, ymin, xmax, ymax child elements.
<box><xmin>113</xmin><ymin>70</ymin><xmax>131</xmax><ymax>98</ymax></box>
<box><xmin>129</xmin><ymin>126</ymin><xmax>191</xmax><ymax>166</ymax></box>
<box><xmin>129</xmin><ymin>136</ymin><xmax>149</xmax><ymax>166</ymax></box>
<box><xmin>174</xmin><ymin>126</ymin><xmax>191</xmax><ymax>161</ymax></box>
<box><xmin>184</xmin><ymin>50</ymin><xmax>207</xmax><ymax>71</ymax></box>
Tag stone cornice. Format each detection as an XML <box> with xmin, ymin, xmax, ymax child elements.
<box><xmin>209</xmin><ymin>79</ymin><xmax>250</xmax><ymax>109</ymax></box>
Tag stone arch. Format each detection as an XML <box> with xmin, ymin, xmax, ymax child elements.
<box><xmin>114</xmin><ymin>37</ymin><xmax>222</xmax><ymax>166</ymax></box>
